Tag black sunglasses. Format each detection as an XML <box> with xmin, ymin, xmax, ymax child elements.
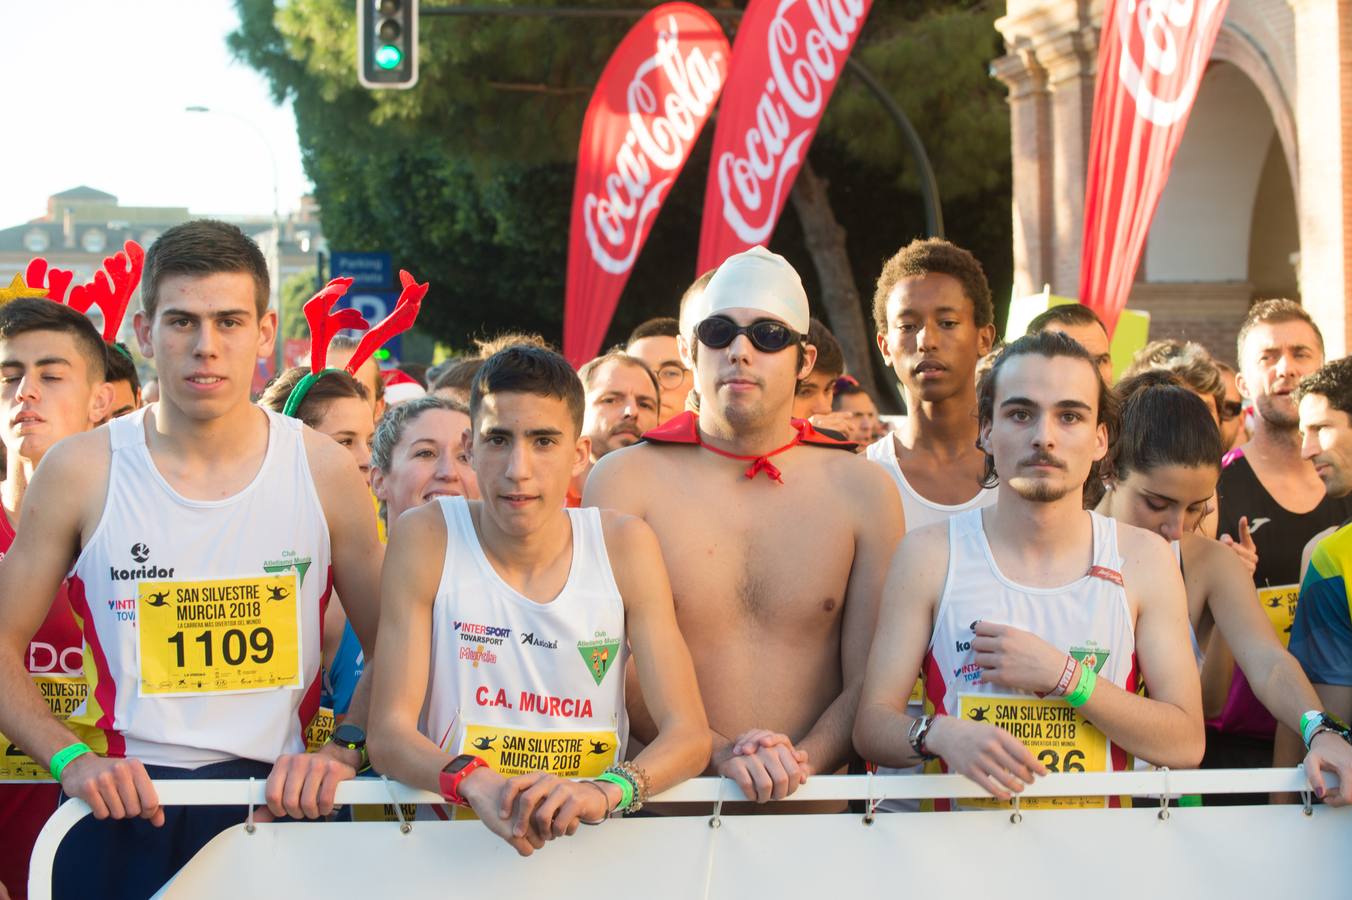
<box><xmin>1221</xmin><ymin>400</ymin><xmax>1243</xmax><ymax>420</ymax></box>
<box><xmin>694</xmin><ymin>315</ymin><xmax>801</xmax><ymax>353</ymax></box>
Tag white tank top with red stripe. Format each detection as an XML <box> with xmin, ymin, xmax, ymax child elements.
<box><xmin>923</xmin><ymin>507</ymin><xmax>1137</xmax><ymax>804</ymax></box>
<box><xmin>421</xmin><ymin>497</ymin><xmax>628</xmax><ymax>784</ymax></box>
<box><xmin>67</xmin><ymin>406</ymin><xmax>330</xmax><ymax>768</ymax></box>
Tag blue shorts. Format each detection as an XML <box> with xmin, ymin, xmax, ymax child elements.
<box><xmin>50</xmin><ymin>758</ymin><xmax>271</xmax><ymax>900</ymax></box>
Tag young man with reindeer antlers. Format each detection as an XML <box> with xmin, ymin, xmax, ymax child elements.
<box><xmin>0</xmin><ymin>250</ymin><xmax>129</xmax><ymax>900</ymax></box>
<box><xmin>0</xmin><ymin>220</ymin><xmax>402</xmax><ymax>900</ymax></box>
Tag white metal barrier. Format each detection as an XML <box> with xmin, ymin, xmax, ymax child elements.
<box><xmin>29</xmin><ymin>769</ymin><xmax>1350</xmax><ymax>899</ymax></box>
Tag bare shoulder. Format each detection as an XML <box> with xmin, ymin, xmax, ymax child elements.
<box><xmin>817</xmin><ymin>446</ymin><xmax>903</xmax><ymax>515</ymax></box>
<box><xmin>889</xmin><ymin>519</ymin><xmax>951</xmax><ymax>601</ymax></box>
<box><xmin>899</xmin><ymin>519</ymin><xmax>951</xmax><ymax>555</ymax></box>
<box><xmin>387</xmin><ymin>500</ymin><xmax>449</xmax><ymax>555</ymax></box>
<box><xmin>1115</xmin><ymin>519</ymin><xmax>1174</xmax><ymax>565</ymax></box>
<box><xmin>300</xmin><ymin>422</ymin><xmax>357</xmax><ymax>482</ymax></box>
<box><xmin>895</xmin><ymin>520</ymin><xmax>952</xmax><ymax>579</ymax></box>
<box><xmin>590</xmin><ymin>441</ymin><xmax>678</xmax><ymax>482</ymax></box>
<box><xmin>597</xmin><ymin>508</ymin><xmax>657</xmax><ymax>551</ymax></box>
<box><xmin>39</xmin><ymin>427</ymin><xmax>112</xmax><ymax>492</ymax></box>
<box><xmin>1178</xmin><ymin>532</ymin><xmax>1250</xmax><ymax>587</ymax></box>
<box><xmin>1115</xmin><ymin>519</ymin><xmax>1180</xmax><ymax>590</ymax></box>
<box><xmin>584</xmin><ymin>441</ymin><xmax>685</xmax><ymax>509</ymax></box>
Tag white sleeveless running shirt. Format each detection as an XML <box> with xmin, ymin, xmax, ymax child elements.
<box><xmin>865</xmin><ymin>434</ymin><xmax>997</xmax><ymax>530</ymax></box>
<box><xmin>422</xmin><ymin>498</ymin><xmax>628</xmax><ymax>787</ymax></box>
<box><xmin>67</xmin><ymin>406</ymin><xmax>330</xmax><ymax>768</ymax></box>
<box><xmin>865</xmin><ymin>432</ymin><xmax>996</xmax><ymax>810</ymax></box>
<box><xmin>923</xmin><ymin>508</ymin><xmax>1137</xmax><ymax>809</ymax></box>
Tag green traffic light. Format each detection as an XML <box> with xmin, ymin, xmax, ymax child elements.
<box><xmin>374</xmin><ymin>44</ymin><xmax>403</xmax><ymax>70</ymax></box>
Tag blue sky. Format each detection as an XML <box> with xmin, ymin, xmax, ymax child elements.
<box><xmin>5</xmin><ymin>0</ymin><xmax>310</xmax><ymax>225</ymax></box>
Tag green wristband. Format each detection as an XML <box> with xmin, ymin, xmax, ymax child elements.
<box><xmin>49</xmin><ymin>742</ymin><xmax>93</xmax><ymax>782</ymax></box>
<box><xmin>594</xmin><ymin>772</ymin><xmax>633</xmax><ymax>812</ymax></box>
<box><xmin>1065</xmin><ymin>663</ymin><xmax>1097</xmax><ymax>709</ymax></box>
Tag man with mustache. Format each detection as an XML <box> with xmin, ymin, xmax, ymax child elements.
<box><xmin>574</xmin><ymin>351</ymin><xmax>660</xmax><ymax>502</ymax></box>
<box><xmin>1205</xmin><ymin>300</ymin><xmax>1352</xmax><ymax>799</ymax></box>
<box><xmin>855</xmin><ymin>331</ymin><xmax>1204</xmax><ymax>807</ymax></box>
<box><xmin>586</xmin><ymin>246</ymin><xmax>903</xmax><ymax>805</ymax></box>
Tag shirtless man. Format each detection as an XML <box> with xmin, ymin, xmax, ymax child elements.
<box><xmin>0</xmin><ymin>220</ymin><xmax>384</xmax><ymax>899</ymax></box>
<box><xmin>585</xmin><ymin>246</ymin><xmax>904</xmax><ymax>804</ymax></box>
<box><xmin>855</xmin><ymin>332</ymin><xmax>1203</xmax><ymax>807</ymax></box>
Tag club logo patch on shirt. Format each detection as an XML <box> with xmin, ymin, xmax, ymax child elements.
<box><xmin>577</xmin><ymin>630</ymin><xmax>621</xmax><ymax>686</ymax></box>
<box><xmin>1069</xmin><ymin>641</ymin><xmax>1110</xmax><ymax>674</ymax></box>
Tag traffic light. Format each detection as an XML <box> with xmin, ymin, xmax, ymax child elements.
<box><xmin>358</xmin><ymin>0</ymin><xmax>418</xmax><ymax>89</ymax></box>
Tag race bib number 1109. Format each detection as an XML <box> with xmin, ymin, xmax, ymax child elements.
<box><xmin>137</xmin><ymin>574</ymin><xmax>301</xmax><ymax>696</ymax></box>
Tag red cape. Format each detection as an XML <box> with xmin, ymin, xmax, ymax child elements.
<box><xmin>641</xmin><ymin>411</ymin><xmax>857</xmax><ymax>452</ymax></box>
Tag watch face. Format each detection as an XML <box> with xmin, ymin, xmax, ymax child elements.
<box><xmin>443</xmin><ymin>754</ymin><xmax>476</xmax><ymax>776</ymax></box>
<box><xmin>333</xmin><ymin>723</ymin><xmax>365</xmax><ymax>745</ymax></box>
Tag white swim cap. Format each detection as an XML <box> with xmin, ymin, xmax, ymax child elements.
<box><xmin>684</xmin><ymin>246</ymin><xmax>810</xmax><ymax>338</ymax></box>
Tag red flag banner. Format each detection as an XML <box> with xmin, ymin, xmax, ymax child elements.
<box><xmin>563</xmin><ymin>3</ymin><xmax>729</xmax><ymax>366</ymax></box>
<box><xmin>696</xmin><ymin>0</ymin><xmax>873</xmax><ymax>274</ymax></box>
<box><xmin>1079</xmin><ymin>0</ymin><xmax>1229</xmax><ymax>333</ymax></box>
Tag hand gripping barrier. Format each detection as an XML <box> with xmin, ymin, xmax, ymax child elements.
<box><xmin>29</xmin><ymin>769</ymin><xmax>1350</xmax><ymax>899</ymax></box>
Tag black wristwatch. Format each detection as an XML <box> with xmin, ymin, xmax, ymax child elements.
<box><xmin>329</xmin><ymin>722</ymin><xmax>370</xmax><ymax>772</ymax></box>
<box><xmin>908</xmin><ymin>714</ymin><xmax>941</xmax><ymax>761</ymax></box>
<box><xmin>1304</xmin><ymin>712</ymin><xmax>1352</xmax><ymax>750</ymax></box>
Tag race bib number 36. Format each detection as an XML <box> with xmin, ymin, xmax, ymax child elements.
<box><xmin>958</xmin><ymin>694</ymin><xmax>1108</xmax><ymax>810</ymax></box>
<box><xmin>137</xmin><ymin>574</ymin><xmax>301</xmax><ymax>696</ymax></box>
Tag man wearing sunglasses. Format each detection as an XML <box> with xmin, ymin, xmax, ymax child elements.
<box><xmin>585</xmin><ymin>246</ymin><xmax>903</xmax><ymax>806</ymax></box>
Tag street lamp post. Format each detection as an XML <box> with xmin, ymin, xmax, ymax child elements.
<box><xmin>184</xmin><ymin>105</ymin><xmax>285</xmax><ymax>374</ymax></box>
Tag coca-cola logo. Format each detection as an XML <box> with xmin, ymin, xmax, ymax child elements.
<box><xmin>1116</xmin><ymin>0</ymin><xmax>1225</xmax><ymax>126</ymax></box>
<box><xmin>585</xmin><ymin>16</ymin><xmax>726</xmax><ymax>275</ymax></box>
<box><xmin>716</xmin><ymin>0</ymin><xmax>867</xmax><ymax>245</ymax></box>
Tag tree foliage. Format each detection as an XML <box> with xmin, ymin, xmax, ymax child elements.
<box><xmin>229</xmin><ymin>0</ymin><xmax>1013</xmax><ymax>358</ymax></box>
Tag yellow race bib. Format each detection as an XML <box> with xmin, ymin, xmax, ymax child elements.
<box><xmin>136</xmin><ymin>574</ymin><xmax>301</xmax><ymax>696</ymax></box>
<box><xmin>305</xmin><ymin>707</ymin><xmax>336</xmax><ymax>753</ymax></box>
<box><xmin>958</xmin><ymin>694</ymin><xmax>1108</xmax><ymax>810</ymax></box>
<box><xmin>0</xmin><ymin>676</ymin><xmax>90</xmax><ymax>782</ymax></box>
<box><xmin>452</xmin><ymin>724</ymin><xmax>619</xmax><ymax>820</ymax></box>
<box><xmin>1258</xmin><ymin>584</ymin><xmax>1298</xmax><ymax>648</ymax></box>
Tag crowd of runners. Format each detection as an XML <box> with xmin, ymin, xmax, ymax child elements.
<box><xmin>1</xmin><ymin>219</ymin><xmax>1352</xmax><ymax>897</ymax></box>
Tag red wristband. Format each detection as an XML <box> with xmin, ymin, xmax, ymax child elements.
<box><xmin>1037</xmin><ymin>655</ymin><xmax>1077</xmax><ymax>699</ymax></box>
<box><xmin>439</xmin><ymin>755</ymin><xmax>489</xmax><ymax>807</ymax></box>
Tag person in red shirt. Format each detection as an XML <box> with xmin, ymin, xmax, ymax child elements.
<box><xmin>0</xmin><ymin>296</ymin><xmax>115</xmax><ymax>900</ymax></box>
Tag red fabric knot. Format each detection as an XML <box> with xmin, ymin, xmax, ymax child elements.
<box><xmin>744</xmin><ymin>456</ymin><xmax>784</xmax><ymax>484</ymax></box>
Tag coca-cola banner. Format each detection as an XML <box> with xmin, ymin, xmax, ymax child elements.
<box><xmin>696</xmin><ymin>0</ymin><xmax>873</xmax><ymax>274</ymax></box>
<box><xmin>563</xmin><ymin>3</ymin><xmax>729</xmax><ymax>366</ymax></box>
<box><xmin>1079</xmin><ymin>0</ymin><xmax>1228</xmax><ymax>333</ymax></box>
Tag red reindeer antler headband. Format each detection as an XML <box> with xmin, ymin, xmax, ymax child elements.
<box><xmin>18</xmin><ymin>241</ymin><xmax>144</xmax><ymax>341</ymax></box>
<box><xmin>283</xmin><ymin>268</ymin><xmax>429</xmax><ymax>417</ymax></box>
